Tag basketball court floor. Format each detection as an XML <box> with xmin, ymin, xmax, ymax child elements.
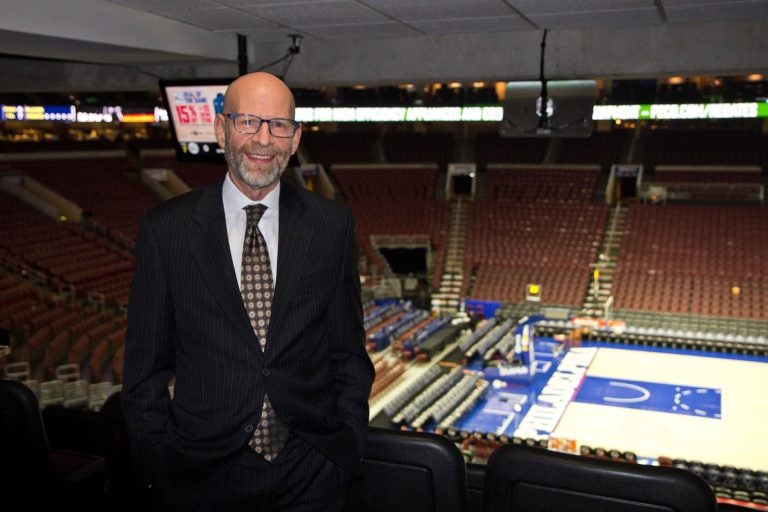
<box><xmin>432</xmin><ymin>338</ymin><xmax>767</xmax><ymax>473</ymax></box>
<box><xmin>551</xmin><ymin>346</ymin><xmax>767</xmax><ymax>471</ymax></box>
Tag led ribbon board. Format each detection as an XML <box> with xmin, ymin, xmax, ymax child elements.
<box><xmin>2</xmin><ymin>102</ymin><xmax>766</xmax><ymax>123</ymax></box>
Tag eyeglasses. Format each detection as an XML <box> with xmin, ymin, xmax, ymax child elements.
<box><xmin>225</xmin><ymin>113</ymin><xmax>299</xmax><ymax>138</ymax></box>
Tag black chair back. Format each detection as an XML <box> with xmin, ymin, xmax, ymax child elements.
<box><xmin>0</xmin><ymin>378</ymin><xmax>56</xmax><ymax>499</ymax></box>
<box><xmin>467</xmin><ymin>462</ymin><xmax>488</xmax><ymax>512</ymax></box>
<box><xmin>484</xmin><ymin>444</ymin><xmax>717</xmax><ymax>512</ymax></box>
<box><xmin>345</xmin><ymin>427</ymin><xmax>468</xmax><ymax>512</ymax></box>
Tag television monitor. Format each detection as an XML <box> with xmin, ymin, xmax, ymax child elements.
<box><xmin>499</xmin><ymin>80</ymin><xmax>596</xmax><ymax>138</ymax></box>
<box><xmin>160</xmin><ymin>78</ymin><xmax>233</xmax><ymax>162</ymax></box>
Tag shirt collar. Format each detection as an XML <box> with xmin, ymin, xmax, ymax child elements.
<box><xmin>223</xmin><ymin>173</ymin><xmax>281</xmax><ymax>215</ymax></box>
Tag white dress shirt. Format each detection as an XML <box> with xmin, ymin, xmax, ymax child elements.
<box><xmin>222</xmin><ymin>173</ymin><xmax>280</xmax><ymax>287</ymax></box>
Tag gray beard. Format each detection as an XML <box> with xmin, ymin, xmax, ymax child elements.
<box><xmin>226</xmin><ymin>145</ymin><xmax>284</xmax><ymax>189</ymax></box>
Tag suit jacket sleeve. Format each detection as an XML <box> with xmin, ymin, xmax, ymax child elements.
<box><xmin>121</xmin><ymin>210</ymin><xmax>176</xmax><ymax>484</ymax></box>
<box><xmin>329</xmin><ymin>209</ymin><xmax>374</xmax><ymax>456</ymax></box>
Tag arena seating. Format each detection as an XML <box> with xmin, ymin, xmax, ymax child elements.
<box><xmin>1</xmin><ymin>268</ymin><xmax>126</xmax><ymax>384</ymax></box>
<box><xmin>474</xmin><ymin>133</ymin><xmax>549</xmax><ymax>168</ymax></box>
<box><xmin>0</xmin><ymin>192</ymin><xmax>133</xmax><ymax>305</ymax></box>
<box><xmin>142</xmin><ymin>154</ymin><xmax>226</xmax><ymax>189</ymax></box>
<box><xmin>652</xmin><ymin>168</ymin><xmax>763</xmax><ymax>184</ymax></box>
<box><xmin>643</xmin><ymin>128</ymin><xmax>766</xmax><ymax>168</ymax></box>
<box><xmin>382</xmin><ymin>131</ymin><xmax>455</xmax><ymax>167</ymax></box>
<box><xmin>558</xmin><ymin>130</ymin><xmax>630</xmax><ymax>171</ymax></box>
<box><xmin>484</xmin><ymin>164</ymin><xmax>601</xmax><ymax>202</ymax></box>
<box><xmin>649</xmin><ymin>165</ymin><xmax>764</xmax><ymax>204</ymax></box>
<box><xmin>10</xmin><ymin>156</ymin><xmax>159</xmax><ymax>244</ymax></box>
<box><xmin>465</xmin><ymin>165</ymin><xmax>607</xmax><ymax>306</ymax></box>
<box><xmin>333</xmin><ymin>163</ymin><xmax>439</xmax><ymax>200</ymax></box>
<box><xmin>613</xmin><ymin>204</ymin><xmax>768</xmax><ymax>320</ymax></box>
<box><xmin>89</xmin><ymin>325</ymin><xmax>126</xmax><ymax>383</ymax></box>
<box><xmin>332</xmin><ymin>164</ymin><xmax>450</xmax><ymax>275</ymax></box>
<box><xmin>302</xmin><ymin>130</ymin><xmax>380</xmax><ymax>169</ymax></box>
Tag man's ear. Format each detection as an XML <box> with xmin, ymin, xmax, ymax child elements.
<box><xmin>290</xmin><ymin>123</ymin><xmax>302</xmax><ymax>155</ymax></box>
<box><xmin>214</xmin><ymin>114</ymin><xmax>227</xmax><ymax>149</ymax></box>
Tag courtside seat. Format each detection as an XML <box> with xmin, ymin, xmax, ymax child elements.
<box><xmin>483</xmin><ymin>444</ymin><xmax>717</xmax><ymax>512</ymax></box>
<box><xmin>344</xmin><ymin>426</ymin><xmax>468</xmax><ymax>512</ymax></box>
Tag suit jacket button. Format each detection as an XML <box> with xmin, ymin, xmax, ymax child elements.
<box><xmin>244</xmin><ymin>424</ymin><xmax>254</xmax><ymax>433</ymax></box>
<box><xmin>261</xmin><ymin>369</ymin><xmax>271</xmax><ymax>377</ymax></box>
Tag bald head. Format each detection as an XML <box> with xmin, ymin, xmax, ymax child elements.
<box><xmin>223</xmin><ymin>72</ymin><xmax>295</xmax><ymax>118</ymax></box>
<box><xmin>214</xmin><ymin>71</ymin><xmax>302</xmax><ymax>201</ymax></box>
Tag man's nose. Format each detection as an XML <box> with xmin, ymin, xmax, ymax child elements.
<box><xmin>252</xmin><ymin>121</ymin><xmax>272</xmax><ymax>144</ymax></box>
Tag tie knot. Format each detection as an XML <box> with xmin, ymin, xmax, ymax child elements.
<box><xmin>244</xmin><ymin>204</ymin><xmax>268</xmax><ymax>227</ymax></box>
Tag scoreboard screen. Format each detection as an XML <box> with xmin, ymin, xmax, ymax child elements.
<box><xmin>160</xmin><ymin>78</ymin><xmax>232</xmax><ymax>162</ymax></box>
<box><xmin>499</xmin><ymin>80</ymin><xmax>596</xmax><ymax>138</ymax></box>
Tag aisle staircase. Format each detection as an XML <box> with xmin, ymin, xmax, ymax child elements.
<box><xmin>582</xmin><ymin>202</ymin><xmax>628</xmax><ymax>317</ymax></box>
<box><xmin>431</xmin><ymin>199</ymin><xmax>468</xmax><ymax>315</ymax></box>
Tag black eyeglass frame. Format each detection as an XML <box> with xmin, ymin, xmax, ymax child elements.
<box><xmin>224</xmin><ymin>113</ymin><xmax>300</xmax><ymax>138</ymax></box>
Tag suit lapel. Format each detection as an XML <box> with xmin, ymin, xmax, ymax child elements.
<box><xmin>268</xmin><ymin>181</ymin><xmax>310</xmax><ymax>352</ymax></box>
<box><xmin>189</xmin><ymin>181</ymin><xmax>258</xmax><ymax>344</ymax></box>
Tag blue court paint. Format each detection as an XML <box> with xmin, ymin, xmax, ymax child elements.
<box><xmin>458</xmin><ymin>339</ymin><xmax>570</xmax><ymax>436</ymax></box>
<box><xmin>452</xmin><ymin>337</ymin><xmax>741</xmax><ymax>436</ymax></box>
<box><xmin>574</xmin><ymin>376</ymin><xmax>722</xmax><ymax>419</ymax></box>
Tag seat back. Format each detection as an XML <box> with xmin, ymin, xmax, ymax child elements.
<box><xmin>484</xmin><ymin>444</ymin><xmax>717</xmax><ymax>512</ymax></box>
<box><xmin>0</xmin><ymin>378</ymin><xmax>55</xmax><ymax>496</ymax></box>
<box><xmin>467</xmin><ymin>462</ymin><xmax>487</xmax><ymax>512</ymax></box>
<box><xmin>345</xmin><ymin>427</ymin><xmax>468</xmax><ymax>512</ymax></box>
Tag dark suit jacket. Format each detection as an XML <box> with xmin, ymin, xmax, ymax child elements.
<box><xmin>122</xmin><ymin>179</ymin><xmax>374</xmax><ymax>504</ymax></box>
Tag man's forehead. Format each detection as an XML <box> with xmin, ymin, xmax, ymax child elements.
<box><xmin>224</xmin><ymin>83</ymin><xmax>294</xmax><ymax>114</ymax></box>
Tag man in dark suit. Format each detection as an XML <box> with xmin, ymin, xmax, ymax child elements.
<box><xmin>122</xmin><ymin>72</ymin><xmax>374</xmax><ymax>511</ymax></box>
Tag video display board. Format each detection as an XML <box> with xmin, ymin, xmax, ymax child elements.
<box><xmin>160</xmin><ymin>78</ymin><xmax>232</xmax><ymax>162</ymax></box>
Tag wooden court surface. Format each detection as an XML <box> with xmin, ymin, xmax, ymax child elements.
<box><xmin>552</xmin><ymin>347</ymin><xmax>768</xmax><ymax>471</ymax></box>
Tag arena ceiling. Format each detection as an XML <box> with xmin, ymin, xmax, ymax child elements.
<box><xmin>102</xmin><ymin>0</ymin><xmax>768</xmax><ymax>42</ymax></box>
<box><xmin>2</xmin><ymin>0</ymin><xmax>768</xmax><ymax>88</ymax></box>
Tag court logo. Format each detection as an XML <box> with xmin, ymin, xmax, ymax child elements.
<box><xmin>574</xmin><ymin>376</ymin><xmax>722</xmax><ymax>419</ymax></box>
<box><xmin>514</xmin><ymin>347</ymin><xmax>598</xmax><ymax>439</ymax></box>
